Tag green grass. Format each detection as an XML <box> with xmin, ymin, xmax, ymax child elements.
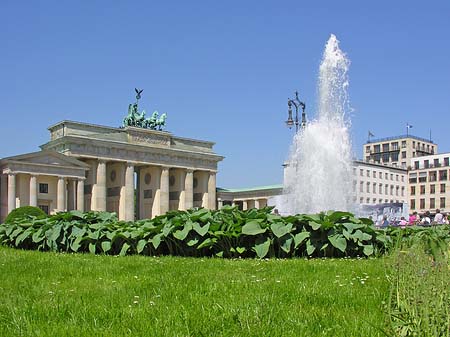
<box><xmin>0</xmin><ymin>247</ymin><xmax>389</xmax><ymax>337</ymax></box>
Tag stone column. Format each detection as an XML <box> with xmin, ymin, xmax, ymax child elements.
<box><xmin>181</xmin><ymin>169</ymin><xmax>194</xmax><ymax>210</ymax></box>
<box><xmin>7</xmin><ymin>173</ymin><xmax>16</xmax><ymax>214</ymax></box>
<box><xmin>160</xmin><ymin>167</ymin><xmax>169</xmax><ymax>215</ymax></box>
<box><xmin>67</xmin><ymin>180</ymin><xmax>76</xmax><ymax>211</ymax></box>
<box><xmin>124</xmin><ymin>162</ymin><xmax>135</xmax><ymax>221</ymax></box>
<box><xmin>242</xmin><ymin>200</ymin><xmax>248</xmax><ymax>211</ymax></box>
<box><xmin>152</xmin><ymin>167</ymin><xmax>161</xmax><ymax>218</ymax></box>
<box><xmin>76</xmin><ymin>179</ymin><xmax>84</xmax><ymax>212</ymax></box>
<box><xmin>207</xmin><ymin>171</ymin><xmax>216</xmax><ymax>210</ymax></box>
<box><xmin>29</xmin><ymin>175</ymin><xmax>38</xmax><ymax>207</ymax></box>
<box><xmin>1</xmin><ymin>174</ymin><xmax>8</xmax><ymax>222</ymax></box>
<box><xmin>95</xmin><ymin>160</ymin><xmax>107</xmax><ymax>211</ymax></box>
<box><xmin>254</xmin><ymin>199</ymin><xmax>260</xmax><ymax>209</ymax></box>
<box><xmin>56</xmin><ymin>177</ymin><xmax>66</xmax><ymax>212</ymax></box>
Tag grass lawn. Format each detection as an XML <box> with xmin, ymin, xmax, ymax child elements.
<box><xmin>0</xmin><ymin>247</ymin><xmax>389</xmax><ymax>336</ymax></box>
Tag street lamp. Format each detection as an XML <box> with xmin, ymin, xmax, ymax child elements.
<box><xmin>286</xmin><ymin>91</ymin><xmax>306</xmax><ymax>132</ymax></box>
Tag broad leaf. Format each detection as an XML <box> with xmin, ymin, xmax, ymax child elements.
<box><xmin>192</xmin><ymin>222</ymin><xmax>209</xmax><ymax>236</ymax></box>
<box><xmin>242</xmin><ymin>221</ymin><xmax>266</xmax><ymax>235</ymax></box>
<box><xmin>119</xmin><ymin>242</ymin><xmax>130</xmax><ymax>256</ymax></box>
<box><xmin>173</xmin><ymin>222</ymin><xmax>193</xmax><ymax>241</ymax></box>
<box><xmin>101</xmin><ymin>241</ymin><xmax>111</xmax><ymax>253</ymax></box>
<box><xmin>271</xmin><ymin>222</ymin><xmax>292</xmax><ymax>238</ymax></box>
<box><xmin>363</xmin><ymin>244</ymin><xmax>374</xmax><ymax>256</ymax></box>
<box><xmin>306</xmin><ymin>240</ymin><xmax>316</xmax><ymax>255</ymax></box>
<box><xmin>328</xmin><ymin>234</ymin><xmax>347</xmax><ymax>253</ymax></box>
<box><xmin>294</xmin><ymin>231</ymin><xmax>310</xmax><ymax>248</ymax></box>
<box><xmin>136</xmin><ymin>239</ymin><xmax>147</xmax><ymax>253</ymax></box>
<box><xmin>253</xmin><ymin>238</ymin><xmax>271</xmax><ymax>258</ymax></box>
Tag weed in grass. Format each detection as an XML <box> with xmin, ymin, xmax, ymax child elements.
<box><xmin>387</xmin><ymin>245</ymin><xmax>450</xmax><ymax>336</ymax></box>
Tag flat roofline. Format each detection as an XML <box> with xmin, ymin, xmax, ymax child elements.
<box><xmin>47</xmin><ymin>120</ymin><xmax>216</xmax><ymax>146</ymax></box>
<box><xmin>365</xmin><ymin>134</ymin><xmax>434</xmax><ymax>144</ymax></box>
<box><xmin>353</xmin><ymin>160</ymin><xmax>407</xmax><ymax>172</ymax></box>
<box><xmin>218</xmin><ymin>184</ymin><xmax>283</xmax><ymax>193</ymax></box>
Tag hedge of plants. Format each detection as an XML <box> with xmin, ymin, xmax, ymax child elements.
<box><xmin>0</xmin><ymin>206</ymin><xmax>388</xmax><ymax>258</ymax></box>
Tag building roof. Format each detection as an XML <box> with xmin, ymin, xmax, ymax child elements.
<box><xmin>217</xmin><ymin>184</ymin><xmax>283</xmax><ymax>193</ymax></box>
<box><xmin>365</xmin><ymin>134</ymin><xmax>434</xmax><ymax>144</ymax></box>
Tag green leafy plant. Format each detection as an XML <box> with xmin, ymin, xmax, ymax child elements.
<box><xmin>4</xmin><ymin>206</ymin><xmax>47</xmax><ymax>224</ymax></box>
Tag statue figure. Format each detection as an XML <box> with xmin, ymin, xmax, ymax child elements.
<box><xmin>156</xmin><ymin>113</ymin><xmax>167</xmax><ymax>131</ymax></box>
<box><xmin>122</xmin><ymin>89</ymin><xmax>168</xmax><ymax>131</ymax></box>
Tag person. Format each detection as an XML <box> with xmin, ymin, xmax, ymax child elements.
<box><xmin>409</xmin><ymin>211</ymin><xmax>418</xmax><ymax>225</ymax></box>
<box><xmin>379</xmin><ymin>215</ymin><xmax>389</xmax><ymax>227</ymax></box>
<box><xmin>444</xmin><ymin>213</ymin><xmax>449</xmax><ymax>225</ymax></box>
<box><xmin>420</xmin><ymin>211</ymin><xmax>431</xmax><ymax>226</ymax></box>
<box><xmin>399</xmin><ymin>216</ymin><xmax>408</xmax><ymax>228</ymax></box>
<box><xmin>434</xmin><ymin>209</ymin><xmax>444</xmax><ymax>224</ymax></box>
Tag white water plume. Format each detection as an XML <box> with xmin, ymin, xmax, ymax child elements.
<box><xmin>282</xmin><ymin>34</ymin><xmax>354</xmax><ymax>214</ymax></box>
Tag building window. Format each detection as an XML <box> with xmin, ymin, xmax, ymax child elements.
<box><xmin>429</xmin><ymin>171</ymin><xmax>437</xmax><ymax>182</ymax></box>
<box><xmin>385</xmin><ymin>184</ymin><xmax>389</xmax><ymax>194</ymax></box>
<box><xmin>434</xmin><ymin>159</ymin><xmax>440</xmax><ymax>167</ymax></box>
<box><xmin>445</xmin><ymin>157</ymin><xmax>449</xmax><ymax>166</ymax></box>
<box><xmin>419</xmin><ymin>175</ymin><xmax>427</xmax><ymax>183</ymax></box>
<box><xmin>360</xmin><ymin>197</ymin><xmax>364</xmax><ymax>204</ymax></box>
<box><xmin>410</xmin><ymin>199</ymin><xmax>415</xmax><ymax>209</ymax></box>
<box><xmin>379</xmin><ymin>172</ymin><xmax>382</xmax><ymax>178</ymax></box>
<box><xmin>401</xmin><ymin>175</ymin><xmax>404</xmax><ymax>182</ymax></box>
<box><xmin>373</xmin><ymin>171</ymin><xmax>376</xmax><ymax>178</ymax></box>
<box><xmin>392</xmin><ymin>153</ymin><xmax>399</xmax><ymax>161</ymax></box>
<box><xmin>390</xmin><ymin>174</ymin><xmax>394</xmax><ymax>180</ymax></box>
<box><xmin>420</xmin><ymin>199</ymin><xmax>425</xmax><ymax>209</ymax></box>
<box><xmin>396</xmin><ymin>174</ymin><xmax>399</xmax><ymax>181</ymax></box>
<box><xmin>441</xmin><ymin>184</ymin><xmax>446</xmax><ymax>193</ymax></box>
<box><xmin>382</xmin><ymin>143</ymin><xmax>389</xmax><ymax>152</ymax></box>
<box><xmin>39</xmin><ymin>183</ymin><xmax>48</xmax><ymax>194</ymax></box>
<box><xmin>409</xmin><ymin>177</ymin><xmax>417</xmax><ymax>183</ymax></box>
<box><xmin>401</xmin><ymin>162</ymin><xmax>406</xmax><ymax>169</ymax></box>
<box><xmin>401</xmin><ymin>187</ymin><xmax>405</xmax><ymax>197</ymax></box>
<box><xmin>396</xmin><ymin>186</ymin><xmax>399</xmax><ymax>196</ymax></box>
<box><xmin>366</xmin><ymin>182</ymin><xmax>370</xmax><ymax>193</ymax></box>
<box><xmin>360</xmin><ymin>169</ymin><xmax>363</xmax><ymax>176</ymax></box>
<box><xmin>424</xmin><ymin>160</ymin><xmax>429</xmax><ymax>168</ymax></box>
<box><xmin>440</xmin><ymin>197</ymin><xmax>446</xmax><ymax>208</ymax></box>
<box><xmin>373</xmin><ymin>198</ymin><xmax>377</xmax><ymax>204</ymax></box>
<box><xmin>366</xmin><ymin>170</ymin><xmax>370</xmax><ymax>177</ymax></box>
<box><xmin>420</xmin><ymin>185</ymin><xmax>425</xmax><ymax>194</ymax></box>
<box><xmin>366</xmin><ymin>145</ymin><xmax>371</xmax><ymax>153</ymax></box>
<box><xmin>374</xmin><ymin>144</ymin><xmax>380</xmax><ymax>152</ymax></box>
<box><xmin>402</xmin><ymin>140</ymin><xmax>406</xmax><ymax>148</ymax></box>
<box><xmin>385</xmin><ymin>173</ymin><xmax>388</xmax><ymax>179</ymax></box>
<box><xmin>439</xmin><ymin>170</ymin><xmax>448</xmax><ymax>181</ymax></box>
<box><xmin>430</xmin><ymin>198</ymin><xmax>435</xmax><ymax>209</ymax></box>
<box><xmin>38</xmin><ymin>205</ymin><xmax>49</xmax><ymax>215</ymax></box>
<box><xmin>366</xmin><ymin>198</ymin><xmax>370</xmax><ymax>204</ymax></box>
<box><xmin>379</xmin><ymin>184</ymin><xmax>383</xmax><ymax>194</ymax></box>
<box><xmin>390</xmin><ymin>185</ymin><xmax>394</xmax><ymax>195</ymax></box>
<box><xmin>412</xmin><ymin>141</ymin><xmax>416</xmax><ymax>148</ymax></box>
<box><xmin>391</xmin><ymin>142</ymin><xmax>399</xmax><ymax>150</ymax></box>
<box><xmin>373</xmin><ymin>183</ymin><xmax>376</xmax><ymax>193</ymax></box>
<box><xmin>360</xmin><ymin>182</ymin><xmax>363</xmax><ymax>192</ymax></box>
<box><xmin>382</xmin><ymin>154</ymin><xmax>390</xmax><ymax>162</ymax></box>
<box><xmin>414</xmin><ymin>161</ymin><xmax>420</xmax><ymax>170</ymax></box>
<box><xmin>402</xmin><ymin>151</ymin><xmax>406</xmax><ymax>158</ymax></box>
<box><xmin>430</xmin><ymin>184</ymin><xmax>436</xmax><ymax>194</ymax></box>
<box><xmin>411</xmin><ymin>186</ymin><xmax>416</xmax><ymax>195</ymax></box>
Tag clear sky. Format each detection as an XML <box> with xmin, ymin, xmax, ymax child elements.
<box><xmin>1</xmin><ymin>0</ymin><xmax>449</xmax><ymax>188</ymax></box>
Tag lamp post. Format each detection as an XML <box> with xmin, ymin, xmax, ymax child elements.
<box><xmin>286</xmin><ymin>91</ymin><xmax>306</xmax><ymax>132</ymax></box>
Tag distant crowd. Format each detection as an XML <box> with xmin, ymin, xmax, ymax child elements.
<box><xmin>374</xmin><ymin>209</ymin><xmax>449</xmax><ymax>228</ymax></box>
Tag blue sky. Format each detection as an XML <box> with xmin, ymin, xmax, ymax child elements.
<box><xmin>1</xmin><ymin>0</ymin><xmax>449</xmax><ymax>188</ymax></box>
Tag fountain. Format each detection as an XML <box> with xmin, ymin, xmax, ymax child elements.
<box><xmin>282</xmin><ymin>34</ymin><xmax>354</xmax><ymax>214</ymax></box>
